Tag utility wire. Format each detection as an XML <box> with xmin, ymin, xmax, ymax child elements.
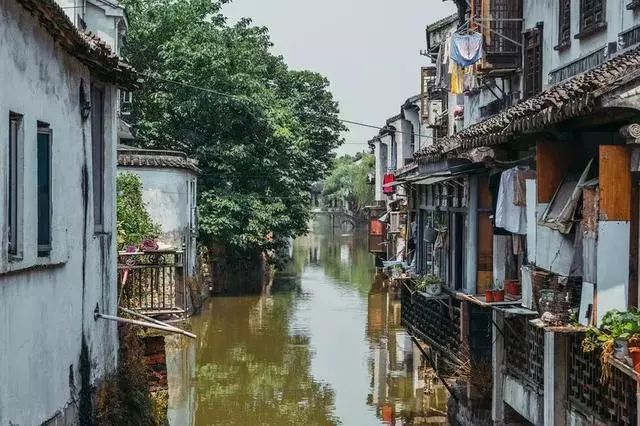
<box><xmin>141</xmin><ymin>73</ymin><xmax>440</xmax><ymax>143</ymax></box>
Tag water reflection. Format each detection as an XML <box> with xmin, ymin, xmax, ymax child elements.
<box><xmin>166</xmin><ymin>227</ymin><xmax>448</xmax><ymax>425</ymax></box>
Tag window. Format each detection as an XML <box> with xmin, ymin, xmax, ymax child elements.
<box><xmin>556</xmin><ymin>0</ymin><xmax>571</xmax><ymax>50</ymax></box>
<box><xmin>8</xmin><ymin>113</ymin><xmax>23</xmax><ymax>256</ymax></box>
<box><xmin>577</xmin><ymin>0</ymin><xmax>606</xmax><ymax>38</ymax></box>
<box><xmin>523</xmin><ymin>26</ymin><xmax>543</xmax><ymax>99</ymax></box>
<box><xmin>91</xmin><ymin>85</ymin><xmax>105</xmax><ymax>231</ymax></box>
<box><xmin>37</xmin><ymin>124</ymin><xmax>52</xmax><ymax>256</ymax></box>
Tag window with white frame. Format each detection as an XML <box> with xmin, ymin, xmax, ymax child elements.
<box><xmin>8</xmin><ymin>112</ymin><xmax>23</xmax><ymax>257</ymax></box>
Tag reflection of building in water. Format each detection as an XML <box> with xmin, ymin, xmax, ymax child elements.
<box><xmin>166</xmin><ymin>336</ymin><xmax>197</xmax><ymax>426</ymax></box>
<box><xmin>339</xmin><ymin>243</ymin><xmax>351</xmax><ymax>265</ymax></box>
<box><xmin>367</xmin><ymin>282</ymin><xmax>448</xmax><ymax>425</ymax></box>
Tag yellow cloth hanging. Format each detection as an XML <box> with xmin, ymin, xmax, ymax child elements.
<box><xmin>450</xmin><ymin>63</ymin><xmax>465</xmax><ymax>95</ymax></box>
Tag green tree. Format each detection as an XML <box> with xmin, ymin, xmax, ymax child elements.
<box><xmin>322</xmin><ymin>153</ymin><xmax>375</xmax><ymax>213</ymax></box>
<box><xmin>120</xmin><ymin>0</ymin><xmax>345</xmax><ymax>258</ymax></box>
<box><xmin>116</xmin><ymin>173</ymin><xmax>160</xmax><ymax>248</ymax></box>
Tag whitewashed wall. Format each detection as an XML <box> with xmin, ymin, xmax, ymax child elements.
<box><xmin>56</xmin><ymin>0</ymin><xmax>126</xmax><ymax>53</ymax></box>
<box><xmin>0</xmin><ymin>1</ymin><xmax>119</xmax><ymax>424</ymax></box>
<box><xmin>524</xmin><ymin>0</ymin><xmax>640</xmax><ymax>90</ymax></box>
<box><xmin>118</xmin><ymin>167</ymin><xmax>198</xmax><ymax>276</ymax></box>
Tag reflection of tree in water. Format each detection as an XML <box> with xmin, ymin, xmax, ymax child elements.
<box><xmin>193</xmin><ymin>290</ymin><xmax>339</xmax><ymax>425</ymax></box>
<box><xmin>290</xmin><ymin>227</ymin><xmax>376</xmax><ymax>297</ymax></box>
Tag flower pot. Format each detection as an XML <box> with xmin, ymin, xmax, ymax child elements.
<box><xmin>505</xmin><ymin>279</ymin><xmax>521</xmax><ymax>296</ymax></box>
<box><xmin>493</xmin><ymin>290</ymin><xmax>505</xmax><ymax>302</ymax></box>
<box><xmin>424</xmin><ymin>227</ymin><xmax>438</xmax><ymax>243</ymax></box>
<box><xmin>426</xmin><ymin>283</ymin><xmax>442</xmax><ymax>296</ymax></box>
<box><xmin>629</xmin><ymin>347</ymin><xmax>640</xmax><ymax>373</ymax></box>
<box><xmin>614</xmin><ymin>339</ymin><xmax>630</xmax><ymax>361</ymax></box>
<box><xmin>485</xmin><ymin>290</ymin><xmax>494</xmax><ymax>303</ymax></box>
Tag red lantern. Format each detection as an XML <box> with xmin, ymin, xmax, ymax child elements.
<box><xmin>382</xmin><ymin>173</ymin><xmax>396</xmax><ymax>195</ymax></box>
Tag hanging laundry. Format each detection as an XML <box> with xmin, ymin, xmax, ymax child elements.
<box><xmin>463</xmin><ymin>65</ymin><xmax>478</xmax><ymax>93</ymax></box>
<box><xmin>450</xmin><ymin>32</ymin><xmax>483</xmax><ymax>67</ymax></box>
<box><xmin>495</xmin><ymin>167</ymin><xmax>527</xmax><ymax>235</ymax></box>
<box><xmin>450</xmin><ymin>63</ymin><xmax>465</xmax><ymax>95</ymax></box>
<box><xmin>514</xmin><ymin>168</ymin><xmax>536</xmax><ymax>206</ymax></box>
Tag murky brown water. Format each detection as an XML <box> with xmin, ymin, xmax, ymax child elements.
<box><xmin>166</xmin><ymin>226</ymin><xmax>449</xmax><ymax>425</ymax></box>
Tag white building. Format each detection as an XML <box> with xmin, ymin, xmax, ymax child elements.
<box><xmin>0</xmin><ymin>0</ymin><xmax>136</xmax><ymax>424</ymax></box>
<box><xmin>117</xmin><ymin>146</ymin><xmax>200</xmax><ymax>277</ymax></box>
<box><xmin>57</xmin><ymin>0</ymin><xmax>127</xmax><ymax>54</ymax></box>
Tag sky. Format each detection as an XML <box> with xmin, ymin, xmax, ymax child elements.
<box><xmin>223</xmin><ymin>0</ymin><xmax>456</xmax><ymax>156</ymax></box>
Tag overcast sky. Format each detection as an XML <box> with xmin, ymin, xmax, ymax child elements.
<box><xmin>223</xmin><ymin>0</ymin><xmax>456</xmax><ymax>155</ymax></box>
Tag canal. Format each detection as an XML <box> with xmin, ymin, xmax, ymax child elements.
<box><xmin>166</xmin><ymin>226</ymin><xmax>449</xmax><ymax>425</ymax></box>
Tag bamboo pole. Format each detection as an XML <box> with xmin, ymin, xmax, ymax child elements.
<box><xmin>118</xmin><ymin>307</ymin><xmax>192</xmax><ymax>336</ymax></box>
<box><xmin>95</xmin><ymin>312</ymin><xmax>196</xmax><ymax>339</ymax></box>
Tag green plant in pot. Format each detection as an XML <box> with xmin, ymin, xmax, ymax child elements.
<box><xmin>392</xmin><ymin>263</ymin><xmax>404</xmax><ymax>278</ymax></box>
<box><xmin>416</xmin><ymin>274</ymin><xmax>442</xmax><ymax>296</ymax></box>
<box><xmin>582</xmin><ymin>309</ymin><xmax>640</xmax><ymax>379</ymax></box>
<box><xmin>601</xmin><ymin>309</ymin><xmax>640</xmax><ymax>362</ymax></box>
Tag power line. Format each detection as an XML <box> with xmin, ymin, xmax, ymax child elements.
<box><xmin>140</xmin><ymin>73</ymin><xmax>439</xmax><ymax>143</ymax></box>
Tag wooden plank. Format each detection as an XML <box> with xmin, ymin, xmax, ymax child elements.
<box><xmin>536</xmin><ymin>141</ymin><xmax>571</xmax><ymax>203</ymax></box>
<box><xmin>599</xmin><ymin>145</ymin><xmax>631</xmax><ymax>221</ymax></box>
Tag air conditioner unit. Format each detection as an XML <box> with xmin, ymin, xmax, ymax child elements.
<box><xmin>389</xmin><ymin>212</ymin><xmax>401</xmax><ymax>234</ymax></box>
<box><xmin>428</xmin><ymin>100</ymin><xmax>443</xmax><ymax>126</ymax></box>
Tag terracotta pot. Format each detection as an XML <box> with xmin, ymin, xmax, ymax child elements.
<box><xmin>493</xmin><ymin>289</ymin><xmax>505</xmax><ymax>302</ymax></box>
<box><xmin>485</xmin><ymin>290</ymin><xmax>494</xmax><ymax>303</ymax></box>
<box><xmin>629</xmin><ymin>347</ymin><xmax>640</xmax><ymax>373</ymax></box>
<box><xmin>505</xmin><ymin>279</ymin><xmax>521</xmax><ymax>296</ymax></box>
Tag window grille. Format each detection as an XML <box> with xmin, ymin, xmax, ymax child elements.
<box><xmin>578</xmin><ymin>0</ymin><xmax>606</xmax><ymax>37</ymax></box>
<box><xmin>557</xmin><ymin>0</ymin><xmax>571</xmax><ymax>49</ymax></box>
<box><xmin>523</xmin><ymin>27</ymin><xmax>543</xmax><ymax>99</ymax></box>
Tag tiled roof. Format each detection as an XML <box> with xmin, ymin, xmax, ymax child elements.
<box><xmin>426</xmin><ymin>13</ymin><xmax>458</xmax><ymax>32</ymax></box>
<box><xmin>117</xmin><ymin>146</ymin><xmax>200</xmax><ymax>173</ymax></box>
<box><xmin>415</xmin><ymin>44</ymin><xmax>640</xmax><ymax>163</ymax></box>
<box><xmin>14</xmin><ymin>0</ymin><xmax>137</xmax><ymax>88</ymax></box>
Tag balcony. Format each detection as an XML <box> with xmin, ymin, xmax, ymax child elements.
<box><xmin>473</xmin><ymin>0</ymin><xmax>523</xmax><ymax>73</ymax></box>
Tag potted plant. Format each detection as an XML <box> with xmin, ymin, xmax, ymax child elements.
<box><xmin>485</xmin><ymin>289</ymin><xmax>494</xmax><ymax>303</ymax></box>
<box><xmin>493</xmin><ymin>287</ymin><xmax>505</xmax><ymax>302</ymax></box>
<box><xmin>392</xmin><ymin>264</ymin><xmax>404</xmax><ymax>279</ymax></box>
<box><xmin>504</xmin><ymin>279</ymin><xmax>521</xmax><ymax>297</ymax></box>
<box><xmin>628</xmin><ymin>335</ymin><xmax>640</xmax><ymax>373</ymax></box>
<box><xmin>582</xmin><ymin>309</ymin><xmax>640</xmax><ymax>379</ymax></box>
<box><xmin>423</xmin><ymin>274</ymin><xmax>442</xmax><ymax>296</ymax></box>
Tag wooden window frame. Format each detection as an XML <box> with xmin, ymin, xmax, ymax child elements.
<box><xmin>8</xmin><ymin>113</ymin><xmax>23</xmax><ymax>258</ymax></box>
<box><xmin>576</xmin><ymin>0</ymin><xmax>606</xmax><ymax>39</ymax></box>
<box><xmin>91</xmin><ymin>85</ymin><xmax>106</xmax><ymax>233</ymax></box>
<box><xmin>523</xmin><ymin>26</ymin><xmax>543</xmax><ymax>100</ymax></box>
<box><xmin>37</xmin><ymin>125</ymin><xmax>52</xmax><ymax>257</ymax></box>
<box><xmin>556</xmin><ymin>0</ymin><xmax>571</xmax><ymax>51</ymax></box>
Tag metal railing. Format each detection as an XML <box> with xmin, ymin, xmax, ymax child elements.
<box><xmin>117</xmin><ymin>250</ymin><xmax>186</xmax><ymax>318</ymax></box>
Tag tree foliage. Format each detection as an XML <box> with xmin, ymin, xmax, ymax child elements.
<box><xmin>116</xmin><ymin>173</ymin><xmax>160</xmax><ymax>248</ymax></box>
<box><xmin>322</xmin><ymin>153</ymin><xmax>375</xmax><ymax>212</ymax></box>
<box><xmin>120</xmin><ymin>0</ymin><xmax>345</xmax><ymax>253</ymax></box>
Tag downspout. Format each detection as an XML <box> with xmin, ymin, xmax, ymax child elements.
<box><xmin>465</xmin><ymin>175</ymin><xmax>478</xmax><ymax>294</ymax></box>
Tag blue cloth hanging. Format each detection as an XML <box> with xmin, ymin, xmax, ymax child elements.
<box><xmin>450</xmin><ymin>33</ymin><xmax>483</xmax><ymax>67</ymax></box>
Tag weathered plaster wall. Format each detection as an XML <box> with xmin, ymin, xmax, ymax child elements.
<box><xmin>523</xmin><ymin>0</ymin><xmax>640</xmax><ymax>90</ymax></box>
<box><xmin>118</xmin><ymin>167</ymin><xmax>198</xmax><ymax>276</ymax></box>
<box><xmin>503</xmin><ymin>374</ymin><xmax>543</xmax><ymax>425</ymax></box>
<box><xmin>0</xmin><ymin>1</ymin><xmax>119</xmax><ymax>424</ymax></box>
